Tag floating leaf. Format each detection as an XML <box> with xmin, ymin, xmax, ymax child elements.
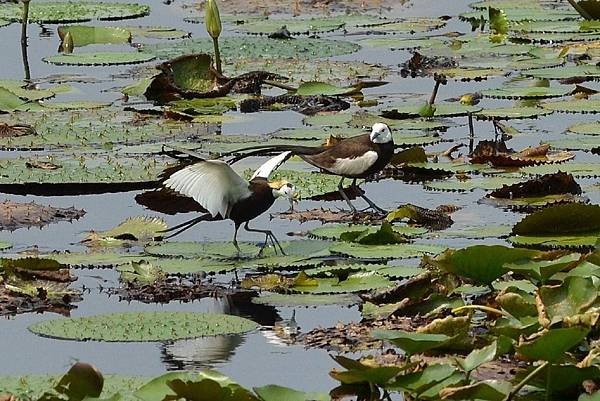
<box><xmin>525</xmin><ymin>65</ymin><xmax>600</xmax><ymax>80</ymax></box>
<box><xmin>0</xmin><ymin>2</ymin><xmax>150</xmax><ymax>24</ymax></box>
<box><xmin>254</xmin><ymin>384</ymin><xmax>329</xmax><ymax>401</ymax></box>
<box><xmin>537</xmin><ymin>276</ymin><xmax>598</xmax><ymax>326</ymax></box>
<box><xmin>29</xmin><ymin>311</ymin><xmax>258</xmax><ymax>341</ymax></box>
<box><xmin>481</xmin><ymin>86</ymin><xmax>571</xmax><ymax>99</ymax></box>
<box><xmin>567</xmin><ymin>121</ymin><xmax>600</xmax><ymax>135</ymax></box>
<box><xmin>372</xmin><ymin>330</ymin><xmax>453</xmax><ymax>355</ymax></box>
<box><xmin>295</xmin><ymin>81</ymin><xmax>356</xmax><ymax>97</ymax></box>
<box><xmin>83</xmin><ymin>216</ymin><xmax>166</xmax><ymax>247</ymax></box>
<box><xmin>143</xmin><ymin>37</ymin><xmax>359</xmax><ymax>61</ymax></box>
<box><xmin>57</xmin><ymin>25</ymin><xmax>131</xmax><ymax>47</ymax></box>
<box><xmin>440</xmin><ymin>380</ymin><xmax>511</xmax><ymax>401</ymax></box>
<box><xmin>504</xmin><ymin>253</ymin><xmax>581</xmax><ymax>283</ymax></box>
<box><xmin>293</xmin><ymin>271</ymin><xmax>393</xmax><ymax>294</ymax></box>
<box><xmin>329</xmin><ymin>242</ymin><xmax>444</xmax><ymax>260</ymax></box>
<box><xmin>309</xmin><ymin>224</ymin><xmax>426</xmax><ymax>241</ymax></box>
<box><xmin>432</xmin><ymin>245</ymin><xmax>539</xmax><ymax>284</ymax></box>
<box><xmin>543</xmin><ymin>98</ymin><xmax>600</xmax><ymax>114</ymax></box>
<box><xmin>516</xmin><ymin>326</ymin><xmax>590</xmax><ymax>362</ymax></box>
<box><xmin>475</xmin><ymin>106</ymin><xmax>553</xmax><ymax>120</ymax></box>
<box><xmin>510</xmin><ymin>203</ymin><xmax>600</xmax><ymax>249</ymax></box>
<box><xmin>251</xmin><ymin>293</ymin><xmax>360</xmax><ymax>307</ymax></box>
<box><xmin>44</xmin><ymin>52</ymin><xmax>155</xmax><ymax>66</ymax></box>
<box><xmin>382</xmin><ymin>103</ymin><xmax>482</xmax><ymax>119</ymax></box>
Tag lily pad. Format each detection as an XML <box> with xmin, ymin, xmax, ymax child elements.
<box><xmin>142</xmin><ymin>37</ymin><xmax>359</xmax><ymax>61</ymax></box>
<box><xmin>475</xmin><ymin>107</ymin><xmax>553</xmax><ymax>120</ymax></box>
<box><xmin>372</xmin><ymin>330</ymin><xmax>453</xmax><ymax>355</ymax></box>
<box><xmin>432</xmin><ymin>245</ymin><xmax>539</xmax><ymax>285</ymax></box>
<box><xmin>567</xmin><ymin>121</ymin><xmax>600</xmax><ymax>135</ymax></box>
<box><xmin>329</xmin><ymin>242</ymin><xmax>445</xmax><ymax>260</ymax></box>
<box><xmin>537</xmin><ymin>276</ymin><xmax>598</xmax><ymax>326</ymax></box>
<box><xmin>510</xmin><ymin>203</ymin><xmax>600</xmax><ymax>249</ymax></box>
<box><xmin>382</xmin><ymin>103</ymin><xmax>482</xmax><ymax>119</ymax></box>
<box><xmin>542</xmin><ymin>99</ymin><xmax>600</xmax><ymax>114</ymax></box>
<box><xmin>308</xmin><ymin>223</ymin><xmax>426</xmax><ymax>241</ymax></box>
<box><xmin>481</xmin><ymin>86</ymin><xmax>571</xmax><ymax>99</ymax></box>
<box><xmin>516</xmin><ymin>326</ymin><xmax>590</xmax><ymax>362</ymax></box>
<box><xmin>57</xmin><ymin>25</ymin><xmax>131</xmax><ymax>47</ymax></box>
<box><xmin>251</xmin><ymin>293</ymin><xmax>360</xmax><ymax>307</ymax></box>
<box><xmin>44</xmin><ymin>51</ymin><xmax>155</xmax><ymax>66</ymax></box>
<box><xmin>233</xmin><ymin>14</ymin><xmax>382</xmax><ymax>34</ymax></box>
<box><xmin>0</xmin><ymin>2</ymin><xmax>150</xmax><ymax>24</ymax></box>
<box><xmin>28</xmin><ymin>311</ymin><xmax>258</xmax><ymax>342</ymax></box>
<box><xmin>293</xmin><ymin>271</ymin><xmax>393</xmax><ymax>294</ymax></box>
<box><xmin>524</xmin><ymin>65</ymin><xmax>600</xmax><ymax>80</ymax></box>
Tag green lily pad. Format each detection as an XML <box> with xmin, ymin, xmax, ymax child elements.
<box><xmin>475</xmin><ymin>106</ymin><xmax>553</xmax><ymax>120</ymax></box>
<box><xmin>44</xmin><ymin>51</ymin><xmax>155</xmax><ymax>66</ymax></box>
<box><xmin>434</xmin><ymin>245</ymin><xmax>540</xmax><ymax>284</ymax></box>
<box><xmin>512</xmin><ymin>31</ymin><xmax>600</xmax><ymax>43</ymax></box>
<box><xmin>524</xmin><ymin>65</ymin><xmax>600</xmax><ymax>80</ymax></box>
<box><xmin>329</xmin><ymin>242</ymin><xmax>445</xmax><ymax>260</ymax></box>
<box><xmin>144</xmin><ymin>241</ymin><xmax>258</xmax><ymax>259</ymax></box>
<box><xmin>361</xmin><ymin>37</ymin><xmax>445</xmax><ymax>50</ymax></box>
<box><xmin>504</xmin><ymin>253</ymin><xmax>581</xmax><ymax>283</ymax></box>
<box><xmin>125</xmin><ymin>26</ymin><xmax>190</xmax><ymax>40</ymax></box>
<box><xmin>117</xmin><ymin>258</ymin><xmax>239</xmax><ymax>275</ymax></box>
<box><xmin>543</xmin><ymin>99</ymin><xmax>600</xmax><ymax>114</ymax></box>
<box><xmin>0</xmin><ymin>2</ymin><xmax>150</xmax><ymax>24</ymax></box>
<box><xmin>233</xmin><ymin>14</ymin><xmax>381</xmax><ymax>34</ymax></box>
<box><xmin>251</xmin><ymin>293</ymin><xmax>360</xmax><ymax>307</ymax></box>
<box><xmin>28</xmin><ymin>311</ymin><xmax>258</xmax><ymax>342</ymax></box>
<box><xmin>440</xmin><ymin>380</ymin><xmax>511</xmax><ymax>401</ymax></box>
<box><xmin>293</xmin><ymin>271</ymin><xmax>393</xmax><ymax>294</ymax></box>
<box><xmin>481</xmin><ymin>86</ymin><xmax>571</xmax><ymax>99</ymax></box>
<box><xmin>295</xmin><ymin>81</ymin><xmax>356</xmax><ymax>96</ymax></box>
<box><xmin>537</xmin><ymin>276</ymin><xmax>598</xmax><ymax>325</ymax></box>
<box><xmin>382</xmin><ymin>103</ymin><xmax>482</xmax><ymax>119</ymax></box>
<box><xmin>143</xmin><ymin>37</ymin><xmax>359</xmax><ymax>61</ymax></box>
<box><xmin>0</xmin><ymin>156</ymin><xmax>162</xmax><ymax>191</ymax></box>
<box><xmin>44</xmin><ymin>251</ymin><xmax>146</xmax><ymax>267</ymax></box>
<box><xmin>510</xmin><ymin>203</ymin><xmax>600</xmax><ymax>249</ymax></box>
<box><xmin>521</xmin><ymin>163</ymin><xmax>600</xmax><ymax>178</ymax></box>
<box><xmin>254</xmin><ymin>385</ymin><xmax>329</xmax><ymax>401</ymax></box>
<box><xmin>429</xmin><ymin>67</ymin><xmax>505</xmax><ymax>81</ymax></box>
<box><xmin>309</xmin><ymin>223</ymin><xmax>426</xmax><ymax>241</ymax></box>
<box><xmin>548</xmin><ymin>135</ymin><xmax>600</xmax><ymax>151</ymax></box>
<box><xmin>516</xmin><ymin>326</ymin><xmax>590</xmax><ymax>362</ymax></box>
<box><xmin>567</xmin><ymin>121</ymin><xmax>600</xmax><ymax>135</ymax></box>
<box><xmin>0</xmin><ymin>87</ymin><xmax>30</xmax><ymax>113</ymax></box>
<box><xmin>268</xmin><ymin>169</ymin><xmax>365</xmax><ymax>199</ymax></box>
<box><xmin>461</xmin><ymin>7</ymin><xmax>579</xmax><ymax>22</ymax></box>
<box><xmin>425</xmin><ymin>176</ymin><xmax>524</xmax><ymax>192</ymax></box>
<box><xmin>372</xmin><ymin>330</ymin><xmax>453</xmax><ymax>355</ymax></box>
<box><xmin>437</xmin><ymin>225</ymin><xmax>512</xmax><ymax>239</ymax></box>
<box><xmin>0</xmin><ymin>80</ymin><xmax>57</xmax><ymax>101</ymax></box>
<box><xmin>57</xmin><ymin>25</ymin><xmax>131</xmax><ymax>47</ymax></box>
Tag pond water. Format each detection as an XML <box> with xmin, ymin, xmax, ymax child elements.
<box><xmin>0</xmin><ymin>0</ymin><xmax>599</xmax><ymax>397</ymax></box>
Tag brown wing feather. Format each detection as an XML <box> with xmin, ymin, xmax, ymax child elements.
<box><xmin>301</xmin><ymin>134</ymin><xmax>373</xmax><ymax>169</ymax></box>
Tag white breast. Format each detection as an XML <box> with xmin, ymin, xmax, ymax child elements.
<box><xmin>329</xmin><ymin>151</ymin><xmax>378</xmax><ymax>176</ymax></box>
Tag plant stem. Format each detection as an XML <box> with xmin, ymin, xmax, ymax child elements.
<box><xmin>504</xmin><ymin>361</ymin><xmax>549</xmax><ymax>401</ymax></box>
<box><xmin>452</xmin><ymin>305</ymin><xmax>512</xmax><ymax>318</ymax></box>
<box><xmin>212</xmin><ymin>36</ymin><xmax>222</xmax><ymax>74</ymax></box>
<box><xmin>20</xmin><ymin>0</ymin><xmax>31</xmax><ymax>81</ymax></box>
<box><xmin>467</xmin><ymin>112</ymin><xmax>475</xmax><ymax>154</ymax></box>
<box><xmin>263</xmin><ymin>79</ymin><xmax>297</xmax><ymax>92</ymax></box>
<box><xmin>428</xmin><ymin>78</ymin><xmax>441</xmax><ymax>105</ymax></box>
<box><xmin>567</xmin><ymin>0</ymin><xmax>593</xmax><ymax>19</ymax></box>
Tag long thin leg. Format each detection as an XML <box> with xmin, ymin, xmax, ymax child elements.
<box><xmin>244</xmin><ymin>221</ymin><xmax>286</xmax><ymax>256</ymax></box>
<box><xmin>350</xmin><ymin>180</ymin><xmax>387</xmax><ymax>214</ymax></box>
<box><xmin>232</xmin><ymin>224</ymin><xmax>241</xmax><ymax>283</ymax></box>
<box><xmin>337</xmin><ymin>177</ymin><xmax>357</xmax><ymax>213</ymax></box>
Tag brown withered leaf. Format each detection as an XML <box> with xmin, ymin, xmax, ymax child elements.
<box><xmin>0</xmin><ymin>123</ymin><xmax>36</xmax><ymax>138</ymax></box>
<box><xmin>489</xmin><ymin>172</ymin><xmax>582</xmax><ymax>199</ymax></box>
<box><xmin>0</xmin><ymin>200</ymin><xmax>85</xmax><ymax>231</ymax></box>
<box><xmin>25</xmin><ymin>161</ymin><xmax>61</xmax><ymax>170</ymax></box>
<box><xmin>471</xmin><ymin>141</ymin><xmax>574</xmax><ymax>167</ymax></box>
<box><xmin>276</xmin><ymin>207</ymin><xmax>383</xmax><ymax>224</ymax></box>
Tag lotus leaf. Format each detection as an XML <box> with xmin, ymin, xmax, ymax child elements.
<box><xmin>513</xmin><ymin>19</ymin><xmax>600</xmax><ymax>33</ymax></box>
<box><xmin>496</xmin><ymin>289</ymin><xmax>537</xmax><ymax>318</ymax></box>
<box><xmin>568</xmin><ymin>121</ymin><xmax>600</xmax><ymax>135</ymax></box>
<box><xmin>437</xmin><ymin>225</ymin><xmax>512</xmax><ymax>239</ymax></box>
<box><xmin>329</xmin><ymin>242</ymin><xmax>444</xmax><ymax>260</ymax></box>
<box><xmin>233</xmin><ymin>14</ymin><xmax>382</xmax><ymax>34</ymax></box>
<box><xmin>0</xmin><ymin>80</ymin><xmax>57</xmax><ymax>101</ymax></box>
<box><xmin>516</xmin><ymin>326</ymin><xmax>590</xmax><ymax>362</ymax></box>
<box><xmin>47</xmin><ymin>251</ymin><xmax>147</xmax><ymax>267</ymax></box>
<box><xmin>492</xmin><ymin>315</ymin><xmax>540</xmax><ymax>339</ymax></box>
<box><xmin>460</xmin><ymin>8</ymin><xmax>579</xmax><ymax>22</ymax></box>
<box><xmin>525</xmin><ymin>65</ymin><xmax>600</xmax><ymax>80</ymax></box>
<box><xmin>293</xmin><ymin>271</ymin><xmax>393</xmax><ymax>294</ymax></box>
<box><xmin>512</xmin><ymin>31</ymin><xmax>600</xmax><ymax>43</ymax></box>
<box><xmin>0</xmin><ymin>2</ymin><xmax>150</xmax><ymax>23</ymax></box>
<box><xmin>481</xmin><ymin>86</ymin><xmax>571</xmax><ymax>99</ymax></box>
<box><xmin>503</xmin><ymin>253</ymin><xmax>582</xmax><ymax>282</ymax></box>
<box><xmin>510</xmin><ymin>203</ymin><xmax>600</xmax><ymax>248</ymax></box>
<box><xmin>364</xmin><ymin>18</ymin><xmax>447</xmax><ymax>33</ymax></box>
<box><xmin>543</xmin><ymin>99</ymin><xmax>600</xmax><ymax>114</ymax></box>
<box><xmin>475</xmin><ymin>106</ymin><xmax>553</xmax><ymax>120</ymax></box>
<box><xmin>425</xmin><ymin>176</ymin><xmax>524</xmax><ymax>192</ymax></box>
<box><xmin>29</xmin><ymin>311</ymin><xmax>258</xmax><ymax>341</ymax></box>
<box><xmin>251</xmin><ymin>293</ymin><xmax>360</xmax><ymax>307</ymax></box>
<box><xmin>457</xmin><ymin>337</ymin><xmax>513</xmax><ymax>373</ymax></box>
<box><xmin>428</xmin><ymin>67</ymin><xmax>505</xmax><ymax>81</ymax></box>
<box><xmin>83</xmin><ymin>216</ymin><xmax>166</xmax><ymax>247</ymax></box>
<box><xmin>125</xmin><ymin>26</ymin><xmax>190</xmax><ymax>40</ymax></box>
<box><xmin>537</xmin><ymin>276</ymin><xmax>599</xmax><ymax>326</ymax></box>
<box><xmin>433</xmin><ymin>245</ymin><xmax>540</xmax><ymax>284</ymax></box>
<box><xmin>547</xmin><ymin>135</ymin><xmax>600</xmax><ymax>151</ymax></box>
<box><xmin>44</xmin><ymin>51</ymin><xmax>155</xmax><ymax>66</ymax></box>
<box><xmin>382</xmin><ymin>103</ymin><xmax>482</xmax><ymax>119</ymax></box>
<box><xmin>372</xmin><ymin>330</ymin><xmax>454</xmax><ymax>355</ymax></box>
<box><xmin>388</xmin><ymin>364</ymin><xmax>465</xmax><ymax>399</ymax></box>
<box><xmin>253</xmin><ymin>384</ymin><xmax>329</xmax><ymax>401</ymax></box>
<box><xmin>143</xmin><ymin>37</ymin><xmax>359</xmax><ymax>61</ymax></box>
<box><xmin>439</xmin><ymin>380</ymin><xmax>511</xmax><ymax>401</ymax></box>
<box><xmin>57</xmin><ymin>25</ymin><xmax>132</xmax><ymax>47</ymax></box>
<box><xmin>330</xmin><ymin>355</ymin><xmax>403</xmax><ymax>386</ymax></box>
<box><xmin>0</xmin><ymin>87</ymin><xmax>31</xmax><ymax>113</ymax></box>
<box><xmin>145</xmin><ymin>241</ymin><xmax>258</xmax><ymax>259</ymax></box>
<box><xmin>361</xmin><ymin>37</ymin><xmax>445</xmax><ymax>50</ymax></box>
<box><xmin>295</xmin><ymin>81</ymin><xmax>356</xmax><ymax>97</ymax></box>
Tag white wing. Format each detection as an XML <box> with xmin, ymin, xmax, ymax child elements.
<box><xmin>251</xmin><ymin>151</ymin><xmax>292</xmax><ymax>180</ymax></box>
<box><xmin>164</xmin><ymin>160</ymin><xmax>251</xmax><ymax>218</ymax></box>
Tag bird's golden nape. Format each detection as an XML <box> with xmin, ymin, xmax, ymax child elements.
<box><xmin>269</xmin><ymin>180</ymin><xmax>297</xmax><ymax>211</ymax></box>
<box><xmin>369</xmin><ymin>122</ymin><xmax>392</xmax><ymax>144</ymax></box>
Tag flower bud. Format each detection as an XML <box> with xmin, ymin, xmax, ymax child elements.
<box><xmin>205</xmin><ymin>0</ymin><xmax>222</xmax><ymax>39</ymax></box>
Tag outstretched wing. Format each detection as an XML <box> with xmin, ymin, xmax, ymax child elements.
<box><xmin>251</xmin><ymin>151</ymin><xmax>292</xmax><ymax>180</ymax></box>
<box><xmin>164</xmin><ymin>160</ymin><xmax>251</xmax><ymax>218</ymax></box>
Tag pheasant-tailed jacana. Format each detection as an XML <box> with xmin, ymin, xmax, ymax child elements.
<box><xmin>225</xmin><ymin>123</ymin><xmax>394</xmax><ymax>213</ymax></box>
<box><xmin>159</xmin><ymin>151</ymin><xmax>296</xmax><ymax>256</ymax></box>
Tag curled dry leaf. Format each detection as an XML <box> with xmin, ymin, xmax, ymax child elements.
<box><xmin>471</xmin><ymin>140</ymin><xmax>575</xmax><ymax>167</ymax></box>
<box><xmin>489</xmin><ymin>172</ymin><xmax>582</xmax><ymax>199</ymax></box>
<box><xmin>0</xmin><ymin>200</ymin><xmax>85</xmax><ymax>231</ymax></box>
<box><xmin>0</xmin><ymin>123</ymin><xmax>35</xmax><ymax>138</ymax></box>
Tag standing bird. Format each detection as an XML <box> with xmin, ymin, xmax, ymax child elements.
<box><xmin>225</xmin><ymin>123</ymin><xmax>394</xmax><ymax>213</ymax></box>
<box><xmin>159</xmin><ymin>151</ymin><xmax>297</xmax><ymax>256</ymax></box>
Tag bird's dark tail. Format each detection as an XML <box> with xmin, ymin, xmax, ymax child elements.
<box><xmin>223</xmin><ymin>144</ymin><xmax>326</xmax><ymax>164</ymax></box>
<box><xmin>158</xmin><ymin>213</ymin><xmax>214</xmax><ymax>239</ymax></box>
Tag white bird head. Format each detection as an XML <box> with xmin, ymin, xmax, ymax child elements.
<box><xmin>369</xmin><ymin>123</ymin><xmax>392</xmax><ymax>144</ymax></box>
<box><xmin>270</xmin><ymin>181</ymin><xmax>298</xmax><ymax>211</ymax></box>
